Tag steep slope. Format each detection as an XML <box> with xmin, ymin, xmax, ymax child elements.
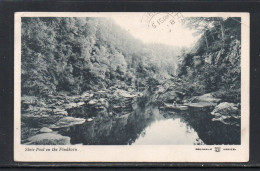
<box><xmin>177</xmin><ymin>17</ymin><xmax>241</xmax><ymax>103</ymax></box>
<box><xmin>21</xmin><ymin>17</ymin><xmax>179</xmax><ymax>96</ymax></box>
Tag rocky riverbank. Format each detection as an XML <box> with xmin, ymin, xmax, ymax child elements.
<box><xmin>159</xmin><ymin>91</ymin><xmax>241</xmax><ymax>127</ymax></box>
<box><xmin>21</xmin><ymin>81</ymin><xmax>241</xmax><ymax>145</ymax></box>
<box><xmin>21</xmin><ymin>84</ymin><xmax>141</xmax><ymax>145</ymax></box>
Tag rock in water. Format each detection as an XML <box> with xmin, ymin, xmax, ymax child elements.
<box><xmin>49</xmin><ymin>117</ymin><xmax>86</xmax><ymax>129</ymax></box>
<box><xmin>39</xmin><ymin>127</ymin><xmax>52</xmax><ymax>133</ymax></box>
<box><xmin>26</xmin><ymin>133</ymin><xmax>70</xmax><ymax>145</ymax></box>
<box><xmin>211</xmin><ymin>102</ymin><xmax>240</xmax><ymax>126</ymax></box>
<box><xmin>211</xmin><ymin>102</ymin><xmax>239</xmax><ymax>116</ymax></box>
<box><xmin>87</xmin><ymin>118</ymin><xmax>93</xmax><ymax>122</ymax></box>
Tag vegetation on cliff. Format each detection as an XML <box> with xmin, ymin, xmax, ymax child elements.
<box><xmin>176</xmin><ymin>17</ymin><xmax>241</xmax><ymax>103</ymax></box>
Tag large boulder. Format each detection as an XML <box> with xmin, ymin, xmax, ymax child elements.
<box><xmin>26</xmin><ymin>133</ymin><xmax>71</xmax><ymax>145</ymax></box>
<box><xmin>211</xmin><ymin>102</ymin><xmax>240</xmax><ymax>126</ymax></box>
<box><xmin>49</xmin><ymin>117</ymin><xmax>86</xmax><ymax>129</ymax></box>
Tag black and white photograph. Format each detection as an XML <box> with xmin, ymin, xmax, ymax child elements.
<box><xmin>14</xmin><ymin>12</ymin><xmax>249</xmax><ymax>162</ymax></box>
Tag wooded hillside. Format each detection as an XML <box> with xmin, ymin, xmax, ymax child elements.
<box><xmin>21</xmin><ymin>17</ymin><xmax>179</xmax><ymax>96</ymax></box>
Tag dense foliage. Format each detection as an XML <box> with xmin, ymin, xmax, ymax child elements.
<box><xmin>22</xmin><ymin>17</ymin><xmax>241</xmax><ymax>104</ymax></box>
<box><xmin>21</xmin><ymin>17</ymin><xmax>179</xmax><ymax>96</ymax></box>
<box><xmin>177</xmin><ymin>17</ymin><xmax>241</xmax><ymax>103</ymax></box>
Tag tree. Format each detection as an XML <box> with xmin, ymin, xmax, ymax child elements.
<box><xmin>184</xmin><ymin>17</ymin><xmax>226</xmax><ymax>51</ymax></box>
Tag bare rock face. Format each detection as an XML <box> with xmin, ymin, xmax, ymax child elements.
<box><xmin>26</xmin><ymin>133</ymin><xmax>71</xmax><ymax>145</ymax></box>
<box><xmin>211</xmin><ymin>102</ymin><xmax>240</xmax><ymax>126</ymax></box>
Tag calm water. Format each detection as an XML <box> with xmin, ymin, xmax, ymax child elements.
<box><xmin>132</xmin><ymin>118</ymin><xmax>203</xmax><ymax>145</ymax></box>
<box><xmin>58</xmin><ymin>102</ymin><xmax>240</xmax><ymax>145</ymax></box>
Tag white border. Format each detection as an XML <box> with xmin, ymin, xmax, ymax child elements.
<box><xmin>14</xmin><ymin>12</ymin><xmax>250</xmax><ymax>162</ymax></box>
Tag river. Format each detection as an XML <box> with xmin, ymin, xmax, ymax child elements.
<box><xmin>58</xmin><ymin>100</ymin><xmax>240</xmax><ymax>145</ymax></box>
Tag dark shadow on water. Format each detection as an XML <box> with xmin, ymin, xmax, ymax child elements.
<box><xmin>163</xmin><ymin>107</ymin><xmax>241</xmax><ymax>145</ymax></box>
<box><xmin>59</xmin><ymin>104</ymin><xmax>161</xmax><ymax>145</ymax></box>
<box><xmin>180</xmin><ymin>109</ymin><xmax>241</xmax><ymax>145</ymax></box>
<box><xmin>58</xmin><ymin>100</ymin><xmax>240</xmax><ymax>145</ymax></box>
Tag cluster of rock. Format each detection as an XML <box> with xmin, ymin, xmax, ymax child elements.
<box><xmin>160</xmin><ymin>92</ymin><xmax>240</xmax><ymax>127</ymax></box>
<box><xmin>22</xmin><ymin>116</ymin><xmax>88</xmax><ymax>145</ymax></box>
<box><xmin>21</xmin><ymin>85</ymin><xmax>140</xmax><ymax>145</ymax></box>
<box><xmin>21</xmin><ymin>93</ymin><xmax>91</xmax><ymax>117</ymax></box>
<box><xmin>67</xmin><ymin>87</ymin><xmax>139</xmax><ymax>118</ymax></box>
<box><xmin>156</xmin><ymin>80</ymin><xmax>187</xmax><ymax>104</ymax></box>
<box><xmin>211</xmin><ymin>102</ymin><xmax>240</xmax><ymax>126</ymax></box>
<box><xmin>25</xmin><ymin>132</ymin><xmax>71</xmax><ymax>145</ymax></box>
<box><xmin>186</xmin><ymin>94</ymin><xmax>240</xmax><ymax>126</ymax></box>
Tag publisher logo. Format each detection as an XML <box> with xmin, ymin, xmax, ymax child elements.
<box><xmin>215</xmin><ymin>147</ymin><xmax>221</xmax><ymax>152</ymax></box>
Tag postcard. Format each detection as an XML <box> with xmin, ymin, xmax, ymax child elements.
<box><xmin>14</xmin><ymin>12</ymin><xmax>249</xmax><ymax>162</ymax></box>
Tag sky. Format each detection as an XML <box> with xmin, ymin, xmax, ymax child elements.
<box><xmin>108</xmin><ymin>13</ymin><xmax>199</xmax><ymax>48</ymax></box>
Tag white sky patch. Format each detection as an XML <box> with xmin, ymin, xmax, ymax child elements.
<box><xmin>108</xmin><ymin>13</ymin><xmax>199</xmax><ymax>48</ymax></box>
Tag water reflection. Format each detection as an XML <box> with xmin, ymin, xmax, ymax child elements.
<box><xmin>58</xmin><ymin>103</ymin><xmax>240</xmax><ymax>145</ymax></box>
<box><xmin>133</xmin><ymin>118</ymin><xmax>203</xmax><ymax>145</ymax></box>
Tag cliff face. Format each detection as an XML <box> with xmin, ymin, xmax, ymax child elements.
<box><xmin>177</xmin><ymin>18</ymin><xmax>241</xmax><ymax>103</ymax></box>
<box><xmin>203</xmin><ymin>39</ymin><xmax>241</xmax><ymax>66</ymax></box>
